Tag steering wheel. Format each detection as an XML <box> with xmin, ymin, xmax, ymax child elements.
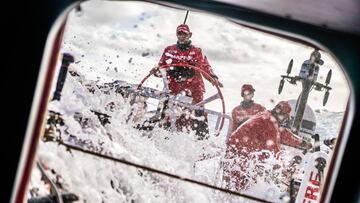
<box><xmin>137</xmin><ymin>63</ymin><xmax>226</xmax><ymax>136</ymax></box>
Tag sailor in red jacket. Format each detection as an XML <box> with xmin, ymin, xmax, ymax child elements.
<box><xmin>231</xmin><ymin>84</ymin><xmax>266</xmax><ymax>133</ymax></box>
<box><xmin>223</xmin><ymin>101</ymin><xmax>312</xmax><ymax>191</ymax></box>
<box><xmin>156</xmin><ymin>24</ymin><xmax>222</xmax><ymax>103</ymax></box>
<box><xmin>153</xmin><ymin>24</ymin><xmax>222</xmax><ymax>139</ymax></box>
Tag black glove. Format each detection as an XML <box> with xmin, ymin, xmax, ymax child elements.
<box><xmin>217</xmin><ymin>80</ymin><xmax>224</xmax><ymax>88</ymax></box>
<box><xmin>154</xmin><ymin>70</ymin><xmax>162</xmax><ymax>77</ymax></box>
<box><xmin>300</xmin><ymin>140</ymin><xmax>312</xmax><ymax>150</ymax></box>
<box><xmin>150</xmin><ymin>66</ymin><xmax>161</xmax><ymax>77</ymax></box>
<box><xmin>211</xmin><ymin>74</ymin><xmax>223</xmax><ymax>88</ymax></box>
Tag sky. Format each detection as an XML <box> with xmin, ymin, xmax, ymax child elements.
<box><xmin>60</xmin><ymin>0</ymin><xmax>350</xmax><ymax>113</ymax></box>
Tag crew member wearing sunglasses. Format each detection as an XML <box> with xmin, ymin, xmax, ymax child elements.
<box><xmin>152</xmin><ymin>24</ymin><xmax>223</xmax><ymax>139</ymax></box>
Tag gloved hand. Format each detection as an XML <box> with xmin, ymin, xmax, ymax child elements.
<box><xmin>217</xmin><ymin>80</ymin><xmax>224</xmax><ymax>88</ymax></box>
<box><xmin>150</xmin><ymin>65</ymin><xmax>162</xmax><ymax>77</ymax></box>
<box><xmin>211</xmin><ymin>75</ymin><xmax>224</xmax><ymax>88</ymax></box>
<box><xmin>300</xmin><ymin>140</ymin><xmax>313</xmax><ymax>150</ymax></box>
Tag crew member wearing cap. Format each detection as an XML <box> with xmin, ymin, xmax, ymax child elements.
<box><xmin>153</xmin><ymin>24</ymin><xmax>222</xmax><ymax>139</ymax></box>
<box><xmin>231</xmin><ymin>84</ymin><xmax>266</xmax><ymax>133</ymax></box>
<box><xmin>223</xmin><ymin>101</ymin><xmax>312</xmax><ymax>191</ymax></box>
<box><xmin>155</xmin><ymin>24</ymin><xmax>222</xmax><ymax>103</ymax></box>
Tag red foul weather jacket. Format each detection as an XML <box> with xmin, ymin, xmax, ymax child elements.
<box><xmin>223</xmin><ymin>110</ymin><xmax>303</xmax><ymax>191</ymax></box>
<box><xmin>158</xmin><ymin>44</ymin><xmax>216</xmax><ymax>104</ymax></box>
<box><xmin>227</xmin><ymin>110</ymin><xmax>302</xmax><ymax>157</ymax></box>
<box><xmin>231</xmin><ymin>102</ymin><xmax>266</xmax><ymax>133</ymax></box>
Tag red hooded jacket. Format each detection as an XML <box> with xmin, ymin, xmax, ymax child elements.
<box><xmin>223</xmin><ymin>110</ymin><xmax>303</xmax><ymax>191</ymax></box>
<box><xmin>227</xmin><ymin>110</ymin><xmax>302</xmax><ymax>158</ymax></box>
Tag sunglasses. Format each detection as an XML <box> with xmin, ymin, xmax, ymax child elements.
<box><xmin>177</xmin><ymin>31</ymin><xmax>188</xmax><ymax>36</ymax></box>
<box><xmin>243</xmin><ymin>91</ymin><xmax>254</xmax><ymax>96</ymax></box>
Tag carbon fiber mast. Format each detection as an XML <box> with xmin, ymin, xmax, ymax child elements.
<box><xmin>183</xmin><ymin>10</ymin><xmax>189</xmax><ymax>24</ymax></box>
